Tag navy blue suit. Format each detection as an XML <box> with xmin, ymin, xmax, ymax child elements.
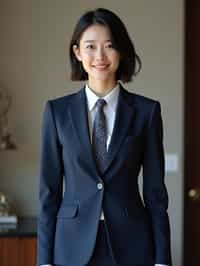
<box><xmin>37</xmin><ymin>83</ymin><xmax>172</xmax><ymax>266</ymax></box>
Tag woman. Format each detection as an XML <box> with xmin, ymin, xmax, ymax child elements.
<box><xmin>37</xmin><ymin>8</ymin><xmax>172</xmax><ymax>266</ymax></box>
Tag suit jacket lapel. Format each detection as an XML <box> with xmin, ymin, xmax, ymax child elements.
<box><xmin>102</xmin><ymin>84</ymin><xmax>135</xmax><ymax>176</ymax></box>
<box><xmin>68</xmin><ymin>84</ymin><xmax>136</xmax><ymax>180</ymax></box>
<box><xmin>68</xmin><ymin>86</ymin><xmax>100</xmax><ymax>179</ymax></box>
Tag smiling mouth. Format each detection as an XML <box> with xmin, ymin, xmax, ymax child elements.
<box><xmin>93</xmin><ymin>64</ymin><xmax>109</xmax><ymax>70</ymax></box>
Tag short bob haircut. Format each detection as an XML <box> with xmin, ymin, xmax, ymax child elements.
<box><xmin>69</xmin><ymin>8</ymin><xmax>142</xmax><ymax>83</ymax></box>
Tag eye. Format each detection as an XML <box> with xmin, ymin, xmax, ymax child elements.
<box><xmin>86</xmin><ymin>44</ymin><xmax>95</xmax><ymax>49</ymax></box>
<box><xmin>106</xmin><ymin>43</ymin><xmax>114</xmax><ymax>48</ymax></box>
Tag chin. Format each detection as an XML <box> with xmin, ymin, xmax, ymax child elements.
<box><xmin>92</xmin><ymin>73</ymin><xmax>115</xmax><ymax>81</ymax></box>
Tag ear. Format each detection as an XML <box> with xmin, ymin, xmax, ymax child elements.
<box><xmin>73</xmin><ymin>45</ymin><xmax>82</xmax><ymax>61</ymax></box>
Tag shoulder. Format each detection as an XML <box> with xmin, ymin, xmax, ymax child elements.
<box><xmin>44</xmin><ymin>86</ymin><xmax>83</xmax><ymax>112</ymax></box>
<box><xmin>121</xmin><ymin>86</ymin><xmax>161</xmax><ymax>112</ymax></box>
<box><xmin>49</xmin><ymin>91</ymin><xmax>79</xmax><ymax>106</ymax></box>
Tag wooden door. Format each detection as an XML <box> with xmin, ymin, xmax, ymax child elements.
<box><xmin>184</xmin><ymin>0</ymin><xmax>200</xmax><ymax>265</ymax></box>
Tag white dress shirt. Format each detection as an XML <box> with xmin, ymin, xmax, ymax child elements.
<box><xmin>40</xmin><ymin>82</ymin><xmax>167</xmax><ymax>266</ymax></box>
<box><xmin>85</xmin><ymin>82</ymin><xmax>120</xmax><ymax>220</ymax></box>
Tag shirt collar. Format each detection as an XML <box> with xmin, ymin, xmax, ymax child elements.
<box><xmin>85</xmin><ymin>82</ymin><xmax>120</xmax><ymax>112</ymax></box>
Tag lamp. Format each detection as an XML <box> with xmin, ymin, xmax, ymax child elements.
<box><xmin>0</xmin><ymin>87</ymin><xmax>17</xmax><ymax>150</ymax></box>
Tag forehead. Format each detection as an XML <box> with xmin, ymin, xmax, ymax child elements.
<box><xmin>80</xmin><ymin>24</ymin><xmax>112</xmax><ymax>43</ymax></box>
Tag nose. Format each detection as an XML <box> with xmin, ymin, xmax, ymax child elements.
<box><xmin>96</xmin><ymin>47</ymin><xmax>106</xmax><ymax>61</ymax></box>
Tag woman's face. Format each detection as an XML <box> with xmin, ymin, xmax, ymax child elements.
<box><xmin>73</xmin><ymin>24</ymin><xmax>121</xmax><ymax>86</ymax></box>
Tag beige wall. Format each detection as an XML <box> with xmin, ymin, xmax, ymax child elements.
<box><xmin>0</xmin><ymin>1</ymin><xmax>184</xmax><ymax>265</ymax></box>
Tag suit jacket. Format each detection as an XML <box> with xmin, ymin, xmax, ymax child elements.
<box><xmin>37</xmin><ymin>83</ymin><xmax>172</xmax><ymax>266</ymax></box>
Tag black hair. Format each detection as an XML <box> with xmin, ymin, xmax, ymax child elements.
<box><xmin>69</xmin><ymin>8</ymin><xmax>142</xmax><ymax>82</ymax></box>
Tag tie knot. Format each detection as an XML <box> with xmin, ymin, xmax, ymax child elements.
<box><xmin>96</xmin><ymin>98</ymin><xmax>107</xmax><ymax>110</ymax></box>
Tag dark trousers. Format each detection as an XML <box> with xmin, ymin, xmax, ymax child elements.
<box><xmin>85</xmin><ymin>220</ymin><xmax>116</xmax><ymax>266</ymax></box>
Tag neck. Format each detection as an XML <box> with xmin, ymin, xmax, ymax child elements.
<box><xmin>88</xmin><ymin>79</ymin><xmax>118</xmax><ymax>97</ymax></box>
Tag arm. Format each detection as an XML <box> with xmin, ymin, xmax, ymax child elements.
<box><xmin>37</xmin><ymin>101</ymin><xmax>63</xmax><ymax>266</ymax></box>
<box><xmin>143</xmin><ymin>101</ymin><xmax>172</xmax><ymax>265</ymax></box>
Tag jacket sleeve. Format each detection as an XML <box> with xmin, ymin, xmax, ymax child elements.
<box><xmin>142</xmin><ymin>101</ymin><xmax>172</xmax><ymax>265</ymax></box>
<box><xmin>37</xmin><ymin>100</ymin><xmax>63</xmax><ymax>266</ymax></box>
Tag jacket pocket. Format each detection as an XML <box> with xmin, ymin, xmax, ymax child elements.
<box><xmin>57</xmin><ymin>203</ymin><xmax>78</xmax><ymax>218</ymax></box>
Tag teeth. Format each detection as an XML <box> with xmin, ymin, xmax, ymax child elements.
<box><xmin>95</xmin><ymin>65</ymin><xmax>108</xmax><ymax>69</ymax></box>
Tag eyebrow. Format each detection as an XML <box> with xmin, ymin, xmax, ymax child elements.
<box><xmin>83</xmin><ymin>40</ymin><xmax>112</xmax><ymax>43</ymax></box>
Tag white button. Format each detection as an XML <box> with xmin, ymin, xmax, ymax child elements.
<box><xmin>97</xmin><ymin>183</ymin><xmax>103</xmax><ymax>190</ymax></box>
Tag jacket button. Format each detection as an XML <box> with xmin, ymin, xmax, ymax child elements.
<box><xmin>97</xmin><ymin>183</ymin><xmax>103</xmax><ymax>190</ymax></box>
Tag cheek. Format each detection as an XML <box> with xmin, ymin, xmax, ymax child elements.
<box><xmin>79</xmin><ymin>56</ymin><xmax>91</xmax><ymax>72</ymax></box>
<box><xmin>111</xmin><ymin>52</ymin><xmax>120</xmax><ymax>65</ymax></box>
<box><xmin>81</xmin><ymin>54</ymin><xmax>92</xmax><ymax>66</ymax></box>
<box><xmin>112</xmin><ymin>56</ymin><xmax>120</xmax><ymax>69</ymax></box>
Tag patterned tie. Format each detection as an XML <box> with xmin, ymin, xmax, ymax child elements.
<box><xmin>92</xmin><ymin>98</ymin><xmax>107</xmax><ymax>174</ymax></box>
